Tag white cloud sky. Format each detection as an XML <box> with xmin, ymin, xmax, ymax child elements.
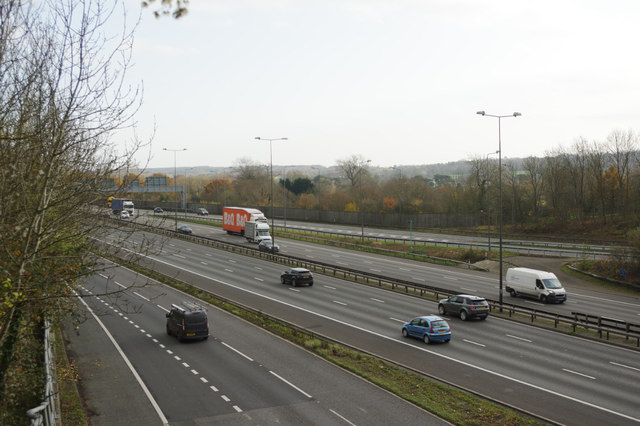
<box><xmin>122</xmin><ymin>0</ymin><xmax>640</xmax><ymax>170</ymax></box>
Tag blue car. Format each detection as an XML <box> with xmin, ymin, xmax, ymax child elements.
<box><xmin>402</xmin><ymin>315</ymin><xmax>451</xmax><ymax>344</ymax></box>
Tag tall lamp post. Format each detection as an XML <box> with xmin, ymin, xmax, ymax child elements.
<box><xmin>476</xmin><ymin>111</ymin><xmax>521</xmax><ymax>310</ymax></box>
<box><xmin>255</xmin><ymin>137</ymin><xmax>288</xmax><ymax>245</ymax></box>
<box><xmin>485</xmin><ymin>151</ymin><xmax>499</xmax><ymax>257</ymax></box>
<box><xmin>163</xmin><ymin>147</ymin><xmax>187</xmax><ymax>231</ymax></box>
<box><xmin>358</xmin><ymin>159</ymin><xmax>371</xmax><ymax>242</ymax></box>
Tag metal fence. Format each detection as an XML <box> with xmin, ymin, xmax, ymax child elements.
<box><xmin>26</xmin><ymin>320</ymin><xmax>58</xmax><ymax>426</ymax></box>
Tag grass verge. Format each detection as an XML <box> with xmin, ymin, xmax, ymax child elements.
<box><xmin>54</xmin><ymin>326</ymin><xmax>87</xmax><ymax>425</ymax></box>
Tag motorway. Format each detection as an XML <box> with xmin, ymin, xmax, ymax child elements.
<box><xmin>75</xmin><ymin>262</ymin><xmax>444</xmax><ymax>425</ymax></box>
<box><xmin>96</xmin><ymin>219</ymin><xmax>640</xmax><ymax>425</ymax></box>
<box><xmin>144</xmin><ymin>213</ymin><xmax>640</xmax><ymax>324</ymax></box>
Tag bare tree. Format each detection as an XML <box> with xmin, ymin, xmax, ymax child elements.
<box><xmin>606</xmin><ymin>129</ymin><xmax>637</xmax><ymax>216</ymax></box>
<box><xmin>337</xmin><ymin>154</ymin><xmax>371</xmax><ymax>187</ymax></box>
<box><xmin>0</xmin><ymin>1</ymin><xmax>147</xmax><ymax>420</ymax></box>
<box><xmin>522</xmin><ymin>156</ymin><xmax>545</xmax><ymax>219</ymax></box>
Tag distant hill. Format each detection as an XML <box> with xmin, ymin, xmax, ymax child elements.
<box><xmin>137</xmin><ymin>158</ymin><xmax>527</xmax><ymax>180</ymax></box>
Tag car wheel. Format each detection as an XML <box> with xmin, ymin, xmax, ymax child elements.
<box><xmin>444</xmin><ymin>339</ymin><xmax>450</xmax><ymax>343</ymax></box>
<box><xmin>281</xmin><ymin>276</ymin><xmax>285</xmax><ymax>284</ymax></box>
<box><xmin>292</xmin><ymin>278</ymin><xmax>297</xmax><ymax>287</ymax></box>
<box><xmin>166</xmin><ymin>325</ymin><xmax>172</xmax><ymax>336</ymax></box>
<box><xmin>480</xmin><ymin>315</ymin><xmax>488</xmax><ymax>321</ymax></box>
<box><xmin>423</xmin><ymin>334</ymin><xmax>430</xmax><ymax>344</ymax></box>
<box><xmin>203</xmin><ymin>336</ymin><xmax>209</xmax><ymax>341</ymax></box>
<box><xmin>438</xmin><ymin>304</ymin><xmax>446</xmax><ymax>315</ymax></box>
<box><xmin>309</xmin><ymin>282</ymin><xmax>313</xmax><ymax>286</ymax></box>
<box><xmin>460</xmin><ymin>310</ymin><xmax>468</xmax><ymax>321</ymax></box>
<box><xmin>177</xmin><ymin>332</ymin><xmax>184</xmax><ymax>342</ymax></box>
<box><xmin>508</xmin><ymin>289</ymin><xmax>516</xmax><ymax>297</ymax></box>
<box><xmin>540</xmin><ymin>295</ymin><xmax>547</xmax><ymax>304</ymax></box>
<box><xmin>402</xmin><ymin>328</ymin><xmax>409</xmax><ymax>338</ymax></box>
<box><xmin>558</xmin><ymin>300</ymin><xmax>565</xmax><ymax>304</ymax></box>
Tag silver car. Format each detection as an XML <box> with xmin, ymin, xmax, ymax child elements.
<box><xmin>438</xmin><ymin>295</ymin><xmax>490</xmax><ymax>321</ymax></box>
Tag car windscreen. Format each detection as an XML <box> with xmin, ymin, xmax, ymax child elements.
<box><xmin>542</xmin><ymin>278</ymin><xmax>563</xmax><ymax>289</ymax></box>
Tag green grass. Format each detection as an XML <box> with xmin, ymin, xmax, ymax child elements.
<box><xmin>54</xmin><ymin>326</ymin><xmax>87</xmax><ymax>425</ymax></box>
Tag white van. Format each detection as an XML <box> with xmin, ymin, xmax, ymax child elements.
<box><xmin>505</xmin><ymin>267</ymin><xmax>567</xmax><ymax>304</ymax></box>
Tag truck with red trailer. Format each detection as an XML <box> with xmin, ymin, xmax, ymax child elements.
<box><xmin>222</xmin><ymin>207</ymin><xmax>271</xmax><ymax>243</ymax></box>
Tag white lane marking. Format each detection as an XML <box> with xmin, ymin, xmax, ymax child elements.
<box><xmin>389</xmin><ymin>317</ymin><xmax>406</xmax><ymax>323</ymax></box>
<box><xmin>233</xmin><ymin>406</ymin><xmax>242</xmax><ymax>413</ymax></box>
<box><xmin>222</xmin><ymin>342</ymin><xmax>254</xmax><ymax>362</ymax></box>
<box><xmin>200</xmin><ymin>377</ymin><xmax>208</xmax><ymax>383</ymax></box>
<box><xmin>330</xmin><ymin>409</ymin><xmax>356</xmax><ymax>426</ymax></box>
<box><xmin>174</xmin><ymin>356</ymin><xmax>181</xmax><ymax>361</ymax></box>
<box><xmin>115</xmin><ymin>281</ymin><xmax>126</xmax><ymax>289</ymax></box>
<box><xmin>269</xmin><ymin>371</ymin><xmax>312</xmax><ymax>398</ymax></box>
<box><xmin>201</xmin><ymin>262</ymin><xmax>208</xmax><ymax>265</ymax></box>
<box><xmin>460</xmin><ymin>287</ymin><xmax>477</xmax><ymax>293</ymax></box>
<box><xmin>72</xmin><ymin>291</ymin><xmax>169</xmax><ymax>425</ymax></box>
<box><xmin>363</xmin><ymin>260</ymin><xmax>373</xmax><ymax>264</ymax></box>
<box><xmin>124</xmin><ymin>245</ymin><xmax>640</xmax><ymax>423</ymax></box>
<box><xmin>324</xmin><ymin>285</ymin><xmax>336</xmax><ymax>290</ymax></box>
<box><xmin>228</xmin><ymin>259</ymin><xmax>237</xmax><ymax>263</ymax></box>
<box><xmin>337</xmin><ymin>261</ymin><xmax>349</xmax><ymax>266</ymax></box>
<box><xmin>158</xmin><ymin>305</ymin><xmax>169</xmax><ymax>312</ymax></box>
<box><xmin>563</xmin><ymin>369</ymin><xmax>596</xmax><ymax>380</ymax></box>
<box><xmin>399</xmin><ymin>267</ymin><xmax>411</xmax><ymax>271</ymax></box>
<box><xmin>134</xmin><ymin>292</ymin><xmax>150</xmax><ymax>301</ymax></box>
<box><xmin>371</xmin><ymin>269</ymin><xmax>382</xmax><ymax>272</ymax></box>
<box><xmin>254</xmin><ymin>266</ymin><xmax>263</xmax><ymax>270</ymax></box>
<box><xmin>370</xmin><ymin>298</ymin><xmax>385</xmax><ymax>303</ymax></box>
<box><xmin>210</xmin><ymin>385</ymin><xmax>219</xmax><ymax>392</ymax></box>
<box><xmin>463</xmin><ymin>339</ymin><xmax>486</xmax><ymax>347</ymax></box>
<box><xmin>333</xmin><ymin>300</ymin><xmax>348</xmax><ymax>306</ymax></box>
<box><xmin>610</xmin><ymin>362</ymin><xmax>640</xmax><ymax>372</ymax></box>
<box><xmin>182</xmin><ymin>362</ymin><xmax>189</xmax><ymax>367</ymax></box>
<box><xmin>289</xmin><ymin>288</ymin><xmax>301</xmax><ymax>293</ymax></box>
<box><xmin>412</xmin><ymin>277</ymin><xmax>425</xmax><ymax>281</ymax></box>
<box><xmin>173</xmin><ymin>254</ymin><xmax>186</xmax><ymax>259</ymax></box>
<box><xmin>225</xmin><ymin>268</ymin><xmax>233</xmax><ymax>272</ymax></box>
<box><xmin>254</xmin><ymin>277</ymin><xmax>264</xmax><ymax>282</ymax></box>
<box><xmin>506</xmin><ymin>334</ymin><xmax>532</xmax><ymax>343</ymax></box>
<box><xmin>443</xmin><ymin>276</ymin><xmax>458</xmax><ymax>280</ymax></box>
<box><xmin>221</xmin><ymin>395</ymin><xmax>231</xmax><ymax>402</ymax></box>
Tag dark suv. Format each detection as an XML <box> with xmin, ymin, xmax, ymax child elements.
<box><xmin>166</xmin><ymin>302</ymin><xmax>209</xmax><ymax>341</ymax></box>
<box><xmin>438</xmin><ymin>294</ymin><xmax>490</xmax><ymax>321</ymax></box>
<box><xmin>281</xmin><ymin>268</ymin><xmax>314</xmax><ymax>287</ymax></box>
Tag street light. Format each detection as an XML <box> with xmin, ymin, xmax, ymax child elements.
<box><xmin>255</xmin><ymin>137</ymin><xmax>288</xmax><ymax>245</ymax></box>
<box><xmin>392</xmin><ymin>165</ymin><xmax>403</xmax><ymax>217</ymax></box>
<box><xmin>485</xmin><ymin>151</ymin><xmax>499</xmax><ymax>257</ymax></box>
<box><xmin>358</xmin><ymin>160</ymin><xmax>372</xmax><ymax>242</ymax></box>
<box><xmin>163</xmin><ymin>147</ymin><xmax>187</xmax><ymax>231</ymax></box>
<box><xmin>476</xmin><ymin>111</ymin><xmax>521</xmax><ymax>310</ymax></box>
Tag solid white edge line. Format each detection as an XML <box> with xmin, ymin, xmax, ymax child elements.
<box><xmin>269</xmin><ymin>371</ymin><xmax>312</xmax><ymax>398</ymax></box>
<box><xmin>74</xmin><ymin>291</ymin><xmax>169</xmax><ymax>426</ymax></box>
<box><xmin>103</xmin><ymin>241</ymin><xmax>640</xmax><ymax>423</ymax></box>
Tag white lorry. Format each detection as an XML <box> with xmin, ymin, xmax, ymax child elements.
<box><xmin>244</xmin><ymin>221</ymin><xmax>272</xmax><ymax>243</ymax></box>
<box><xmin>505</xmin><ymin>267</ymin><xmax>567</xmax><ymax>304</ymax></box>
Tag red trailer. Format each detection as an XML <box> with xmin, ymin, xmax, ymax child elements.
<box><xmin>222</xmin><ymin>207</ymin><xmax>267</xmax><ymax>235</ymax></box>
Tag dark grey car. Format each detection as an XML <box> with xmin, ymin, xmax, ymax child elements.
<box><xmin>281</xmin><ymin>267</ymin><xmax>313</xmax><ymax>287</ymax></box>
<box><xmin>438</xmin><ymin>295</ymin><xmax>489</xmax><ymax>321</ymax></box>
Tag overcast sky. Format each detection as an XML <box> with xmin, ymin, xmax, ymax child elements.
<box><xmin>123</xmin><ymin>0</ymin><xmax>640</xmax><ymax>170</ymax></box>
